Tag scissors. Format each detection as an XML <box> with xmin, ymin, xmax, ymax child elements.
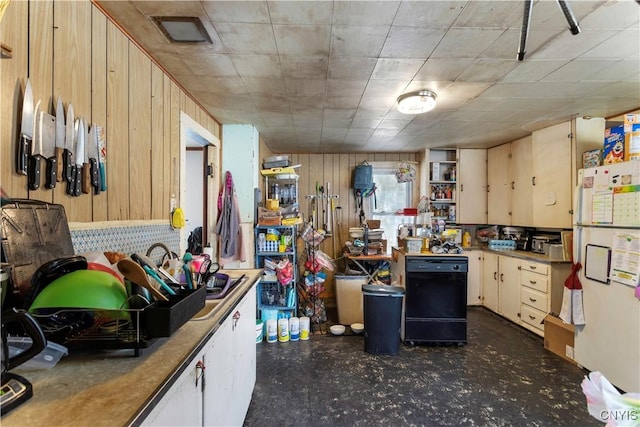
<box><xmin>198</xmin><ymin>256</ymin><xmax>220</xmax><ymax>286</ymax></box>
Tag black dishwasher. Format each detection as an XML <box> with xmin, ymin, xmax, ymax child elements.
<box><xmin>403</xmin><ymin>256</ymin><xmax>468</xmax><ymax>345</ymax></box>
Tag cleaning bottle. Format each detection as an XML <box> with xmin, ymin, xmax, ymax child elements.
<box><xmin>462</xmin><ymin>231</ymin><xmax>472</xmax><ymax>248</ymax></box>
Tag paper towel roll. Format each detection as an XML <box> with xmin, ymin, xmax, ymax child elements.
<box><xmin>202</xmin><ymin>245</ymin><xmax>214</xmax><ymax>258</ymax></box>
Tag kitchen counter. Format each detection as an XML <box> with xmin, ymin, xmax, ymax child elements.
<box><xmin>2</xmin><ymin>269</ymin><xmax>262</xmax><ymax>427</ymax></box>
<box><xmin>392</xmin><ymin>247</ymin><xmax>570</xmax><ymax>264</ymax></box>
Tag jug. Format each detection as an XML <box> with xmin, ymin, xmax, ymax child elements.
<box><xmin>1</xmin><ymin>307</ymin><xmax>47</xmax><ymax>415</ymax></box>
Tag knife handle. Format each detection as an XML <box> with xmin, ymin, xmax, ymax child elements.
<box><xmin>16</xmin><ymin>135</ymin><xmax>30</xmax><ymax>176</ymax></box>
<box><xmin>66</xmin><ymin>166</ymin><xmax>75</xmax><ymax>195</ymax></box>
<box><xmin>55</xmin><ymin>147</ymin><xmax>65</xmax><ymax>182</ymax></box>
<box><xmin>81</xmin><ymin>162</ymin><xmax>91</xmax><ymax>194</ymax></box>
<box><xmin>63</xmin><ymin>149</ymin><xmax>73</xmax><ymax>182</ymax></box>
<box><xmin>45</xmin><ymin>156</ymin><xmax>57</xmax><ymax>189</ymax></box>
<box><xmin>73</xmin><ymin>166</ymin><xmax>81</xmax><ymax>197</ymax></box>
<box><xmin>89</xmin><ymin>158</ymin><xmax>100</xmax><ymax>194</ymax></box>
<box><xmin>99</xmin><ymin>162</ymin><xmax>107</xmax><ymax>191</ymax></box>
<box><xmin>28</xmin><ymin>154</ymin><xmax>42</xmax><ymax>191</ymax></box>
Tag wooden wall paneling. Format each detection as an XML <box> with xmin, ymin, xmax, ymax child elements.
<box><xmin>128</xmin><ymin>45</ymin><xmax>152</xmax><ymax>220</ymax></box>
<box><xmin>28</xmin><ymin>0</ymin><xmax>53</xmax><ymax>203</ymax></box>
<box><xmin>169</xmin><ymin>80</ymin><xmax>180</xmax><ymax>205</ymax></box>
<box><xmin>53</xmin><ymin>0</ymin><xmax>92</xmax><ymax>221</ymax></box>
<box><xmin>91</xmin><ymin>5</ymin><xmax>108</xmax><ymax>221</ymax></box>
<box><xmin>105</xmin><ymin>20</ymin><xmax>129</xmax><ymax>220</ymax></box>
<box><xmin>336</xmin><ymin>152</ymin><xmax>351</xmax><ymax>261</ymax></box>
<box><xmin>162</xmin><ymin>74</ymin><xmax>172</xmax><ymax>219</ymax></box>
<box><xmin>0</xmin><ymin>1</ymin><xmax>28</xmax><ymax>199</ymax></box>
<box><xmin>150</xmin><ymin>62</ymin><xmax>164</xmax><ymax>219</ymax></box>
<box><xmin>296</xmin><ymin>153</ymin><xmax>310</xmax><ymax>224</ymax></box>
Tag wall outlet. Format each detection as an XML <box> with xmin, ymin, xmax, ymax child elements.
<box><xmin>566</xmin><ymin>345</ymin><xmax>575</xmax><ymax>360</ymax></box>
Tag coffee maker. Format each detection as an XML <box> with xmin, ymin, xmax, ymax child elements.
<box><xmin>1</xmin><ymin>308</ymin><xmax>47</xmax><ymax>415</ymax></box>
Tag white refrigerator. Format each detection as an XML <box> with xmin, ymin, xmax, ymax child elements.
<box><xmin>573</xmin><ymin>161</ymin><xmax>640</xmax><ymax>393</ymax></box>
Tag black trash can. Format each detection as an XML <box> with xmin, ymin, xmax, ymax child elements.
<box><xmin>362</xmin><ymin>284</ymin><xmax>405</xmax><ymax>355</ymax></box>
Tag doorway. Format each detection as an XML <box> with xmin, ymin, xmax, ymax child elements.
<box><xmin>180</xmin><ymin>112</ymin><xmax>220</xmax><ymax>255</ymax></box>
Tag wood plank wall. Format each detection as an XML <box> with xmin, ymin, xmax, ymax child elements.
<box><xmin>0</xmin><ymin>0</ymin><xmax>221</xmax><ymax>223</ymax></box>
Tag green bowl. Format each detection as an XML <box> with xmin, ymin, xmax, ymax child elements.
<box><xmin>29</xmin><ymin>270</ymin><xmax>129</xmax><ymax>315</ymax></box>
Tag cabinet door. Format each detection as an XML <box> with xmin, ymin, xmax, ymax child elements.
<box><xmin>142</xmin><ymin>350</ymin><xmax>205</xmax><ymax>426</ymax></box>
<box><xmin>498</xmin><ymin>256</ymin><xmax>521</xmax><ymax>323</ymax></box>
<box><xmin>532</xmin><ymin>121</ymin><xmax>573</xmax><ymax>228</ymax></box>
<box><xmin>481</xmin><ymin>252</ymin><xmax>499</xmax><ymax>312</ymax></box>
<box><xmin>458</xmin><ymin>149</ymin><xmax>487</xmax><ymax>224</ymax></box>
<box><xmin>509</xmin><ymin>136</ymin><xmax>533</xmax><ymax>226</ymax></box>
<box><xmin>229</xmin><ymin>286</ymin><xmax>257</xmax><ymax>426</ymax></box>
<box><xmin>466</xmin><ymin>250</ymin><xmax>483</xmax><ymax>305</ymax></box>
<box><xmin>203</xmin><ymin>317</ymin><xmax>233</xmax><ymax>427</ymax></box>
<box><xmin>487</xmin><ymin>144</ymin><xmax>511</xmax><ymax>225</ymax></box>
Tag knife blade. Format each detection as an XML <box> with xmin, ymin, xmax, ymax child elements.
<box><xmin>55</xmin><ymin>97</ymin><xmax>65</xmax><ymax>182</ymax></box>
<box><xmin>27</xmin><ymin>100</ymin><xmax>42</xmax><ymax>190</ymax></box>
<box><xmin>97</xmin><ymin>125</ymin><xmax>107</xmax><ymax>191</ymax></box>
<box><xmin>64</xmin><ymin>103</ymin><xmax>75</xmax><ymax>186</ymax></box>
<box><xmin>88</xmin><ymin>124</ymin><xmax>100</xmax><ymax>195</ymax></box>
<box><xmin>17</xmin><ymin>78</ymin><xmax>34</xmax><ymax>176</ymax></box>
<box><xmin>39</xmin><ymin>111</ymin><xmax>58</xmax><ymax>189</ymax></box>
<box><xmin>73</xmin><ymin>118</ymin><xmax>84</xmax><ymax>196</ymax></box>
<box><xmin>81</xmin><ymin>119</ymin><xmax>91</xmax><ymax>194</ymax></box>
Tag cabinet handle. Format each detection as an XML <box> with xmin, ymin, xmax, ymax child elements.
<box><xmin>494</xmin><ymin>272</ymin><xmax>497</xmax><ymax>280</ymax></box>
<box><xmin>460</xmin><ymin>184</ymin><xmax>463</xmax><ymax>191</ymax></box>
<box><xmin>530</xmin><ymin>265</ymin><xmax>536</xmax><ymax>270</ymax></box>
<box><xmin>500</xmin><ymin>273</ymin><xmax>504</xmax><ymax>282</ymax></box>
<box><xmin>233</xmin><ymin>310</ymin><xmax>241</xmax><ymax>330</ymax></box>
<box><xmin>532</xmin><ymin>176</ymin><xmax>536</xmax><ymax>186</ymax></box>
<box><xmin>487</xmin><ymin>184</ymin><xmax>490</xmax><ymax>193</ymax></box>
<box><xmin>529</xmin><ymin>315</ymin><xmax>536</xmax><ymax>320</ymax></box>
<box><xmin>529</xmin><ymin>297</ymin><xmax>537</xmax><ymax>302</ymax></box>
<box><xmin>511</xmin><ymin>181</ymin><xmax>515</xmax><ymax>190</ymax></box>
<box><xmin>530</xmin><ymin>280</ymin><xmax>537</xmax><ymax>285</ymax></box>
<box><xmin>195</xmin><ymin>360</ymin><xmax>206</xmax><ymax>390</ymax></box>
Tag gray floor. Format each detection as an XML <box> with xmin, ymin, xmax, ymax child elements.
<box><xmin>244</xmin><ymin>307</ymin><xmax>598</xmax><ymax>427</ymax></box>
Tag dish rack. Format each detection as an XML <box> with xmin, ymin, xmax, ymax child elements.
<box><xmin>31</xmin><ymin>286</ymin><xmax>206</xmax><ymax>357</ymax></box>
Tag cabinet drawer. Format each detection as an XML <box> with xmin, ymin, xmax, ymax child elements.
<box><xmin>521</xmin><ymin>271</ymin><xmax>548</xmax><ymax>293</ymax></box>
<box><xmin>520</xmin><ymin>305</ymin><xmax>546</xmax><ymax>331</ymax></box>
<box><xmin>521</xmin><ymin>287</ymin><xmax>548</xmax><ymax>312</ymax></box>
<box><xmin>521</xmin><ymin>261</ymin><xmax>549</xmax><ymax>276</ymax></box>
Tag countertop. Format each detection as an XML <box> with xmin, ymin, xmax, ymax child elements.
<box><xmin>2</xmin><ymin>269</ymin><xmax>262</xmax><ymax>427</ymax></box>
<box><xmin>392</xmin><ymin>247</ymin><xmax>571</xmax><ymax>264</ymax></box>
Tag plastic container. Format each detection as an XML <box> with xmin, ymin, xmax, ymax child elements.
<box><xmin>256</xmin><ymin>319</ymin><xmax>264</xmax><ymax>343</ymax></box>
<box><xmin>362</xmin><ymin>284</ymin><xmax>405</xmax><ymax>356</ymax></box>
<box><xmin>289</xmin><ymin>317</ymin><xmax>300</xmax><ymax>341</ymax></box>
<box><xmin>335</xmin><ymin>275</ymin><xmax>367</xmax><ymax>325</ymax></box>
<box><xmin>299</xmin><ymin>317</ymin><xmax>310</xmax><ymax>340</ymax></box>
<box><xmin>7</xmin><ymin>337</ymin><xmax>68</xmax><ymax>370</ymax></box>
<box><xmin>405</xmin><ymin>237</ymin><xmax>422</xmax><ymax>253</ymax></box>
<box><xmin>278</xmin><ymin>318</ymin><xmax>289</xmax><ymax>342</ymax></box>
<box><xmin>266</xmin><ymin>319</ymin><xmax>277</xmax><ymax>343</ymax></box>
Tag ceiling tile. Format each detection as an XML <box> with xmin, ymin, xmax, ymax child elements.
<box><xmin>280</xmin><ymin>55</ymin><xmax>329</xmax><ymax>79</ymax></box>
<box><xmin>268</xmin><ymin>1</ymin><xmax>332</xmax><ymax>25</ymax></box>
<box><xmin>579</xmin><ymin>29</ymin><xmax>640</xmax><ymax>60</ymax></box>
<box><xmin>332</xmin><ymin>1</ymin><xmax>401</xmax><ymax>26</ymax></box>
<box><xmin>324</xmin><ymin>96</ymin><xmax>361</xmax><ymax>109</ymax></box>
<box><xmin>273</xmin><ymin>25</ymin><xmax>330</xmax><ymax>56</ymax></box>
<box><xmin>202</xmin><ymin>1</ymin><xmax>270</xmax><ymax>24</ymax></box>
<box><xmin>371</xmin><ymin>58</ymin><xmax>425</xmax><ymax>81</ymax></box>
<box><xmin>183</xmin><ymin>54</ymin><xmax>237</xmax><ymax>76</ymax></box>
<box><xmin>327</xmin><ymin>57</ymin><xmax>377</xmax><ymax>80</ymax></box>
<box><xmin>243</xmin><ymin>77</ymin><xmax>287</xmax><ymax>95</ymax></box>
<box><xmin>330</xmin><ymin>26</ymin><xmax>388</xmax><ymax>57</ymax></box>
<box><xmin>542</xmin><ymin>59</ymin><xmax>618</xmax><ymax>82</ymax></box>
<box><xmin>195</xmin><ymin>76</ymin><xmax>247</xmax><ymax>94</ymax></box>
<box><xmin>587</xmin><ymin>59</ymin><xmax>640</xmax><ymax>83</ymax></box>
<box><xmin>131</xmin><ymin>1</ymin><xmax>206</xmax><ymax>17</ymax></box>
<box><xmin>453</xmin><ymin>1</ymin><xmax>523</xmax><ymax>28</ymax></box>
<box><xmin>393</xmin><ymin>1</ymin><xmax>465</xmax><ymax>28</ymax></box>
<box><xmin>231</xmin><ymin>54</ymin><xmax>282</xmax><ymax>78</ymax></box>
<box><xmin>414</xmin><ymin>59</ymin><xmax>473</xmax><ymax>82</ymax></box>
<box><xmin>579</xmin><ymin>0</ymin><xmax>639</xmax><ymax>30</ymax></box>
<box><xmin>431</xmin><ymin>28</ymin><xmax>506</xmax><ymax>59</ymax></box>
<box><xmin>456</xmin><ymin>59</ymin><xmax>518</xmax><ymax>82</ymax></box>
<box><xmin>532</xmin><ymin>29</ymin><xmax>620</xmax><ymax>60</ymax></box>
<box><xmin>326</xmin><ymin>79</ymin><xmax>367</xmax><ymax>97</ymax></box>
<box><xmin>380</xmin><ymin>27</ymin><xmax>445</xmax><ymax>58</ymax></box>
<box><xmin>214</xmin><ymin>22</ymin><xmax>277</xmax><ymax>54</ymax></box>
<box><xmin>285</xmin><ymin>78</ymin><xmax>327</xmax><ymax>97</ymax></box>
<box><xmin>502</xmin><ymin>60</ymin><xmax>566</xmax><ymax>82</ymax></box>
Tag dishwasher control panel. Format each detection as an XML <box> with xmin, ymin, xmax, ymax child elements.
<box><xmin>406</xmin><ymin>256</ymin><xmax>468</xmax><ymax>273</ymax></box>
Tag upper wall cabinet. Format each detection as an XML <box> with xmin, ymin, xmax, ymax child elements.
<box><xmin>531</xmin><ymin>122</ymin><xmax>573</xmax><ymax>229</ymax></box>
<box><xmin>487</xmin><ymin>143</ymin><xmax>511</xmax><ymax>225</ymax></box>
<box><xmin>457</xmin><ymin>149</ymin><xmax>487</xmax><ymax>224</ymax></box>
<box><xmin>509</xmin><ymin>136</ymin><xmax>533</xmax><ymax>226</ymax></box>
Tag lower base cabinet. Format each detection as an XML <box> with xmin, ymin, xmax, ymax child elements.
<box><xmin>142</xmin><ymin>284</ymin><xmax>257</xmax><ymax>426</ymax></box>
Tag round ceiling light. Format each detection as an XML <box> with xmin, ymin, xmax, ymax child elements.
<box><xmin>397</xmin><ymin>90</ymin><xmax>437</xmax><ymax>114</ymax></box>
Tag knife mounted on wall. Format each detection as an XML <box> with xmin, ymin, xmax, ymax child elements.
<box><xmin>17</xmin><ymin>78</ymin><xmax>34</xmax><ymax>176</ymax></box>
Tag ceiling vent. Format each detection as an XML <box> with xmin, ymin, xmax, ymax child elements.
<box><xmin>152</xmin><ymin>16</ymin><xmax>212</xmax><ymax>43</ymax></box>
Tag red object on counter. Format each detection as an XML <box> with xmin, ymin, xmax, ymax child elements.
<box><xmin>403</xmin><ymin>208</ymin><xmax>418</xmax><ymax>215</ymax></box>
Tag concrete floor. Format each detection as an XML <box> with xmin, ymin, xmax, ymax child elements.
<box><xmin>244</xmin><ymin>307</ymin><xmax>598</xmax><ymax>427</ymax></box>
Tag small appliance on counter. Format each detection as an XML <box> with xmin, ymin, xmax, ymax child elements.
<box><xmin>1</xmin><ymin>308</ymin><xmax>47</xmax><ymax>415</ymax></box>
<box><xmin>531</xmin><ymin>234</ymin><xmax>561</xmax><ymax>254</ymax></box>
<box><xmin>501</xmin><ymin>227</ymin><xmax>534</xmax><ymax>251</ymax></box>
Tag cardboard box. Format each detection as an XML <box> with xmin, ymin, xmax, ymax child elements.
<box><xmin>624</xmin><ymin>114</ymin><xmax>640</xmax><ymax>160</ymax></box>
<box><xmin>582</xmin><ymin>149</ymin><xmax>602</xmax><ymax>169</ymax></box>
<box><xmin>543</xmin><ymin>314</ymin><xmax>576</xmax><ymax>365</ymax></box>
<box><xmin>257</xmin><ymin>207</ymin><xmax>281</xmax><ymax>225</ymax></box>
<box><xmin>603</xmin><ymin>125</ymin><xmax>625</xmax><ymax>164</ymax></box>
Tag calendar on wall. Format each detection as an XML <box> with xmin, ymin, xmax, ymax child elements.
<box><xmin>612</xmin><ymin>185</ymin><xmax>640</xmax><ymax>226</ymax></box>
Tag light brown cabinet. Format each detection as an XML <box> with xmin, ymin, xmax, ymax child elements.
<box><xmin>457</xmin><ymin>149</ymin><xmax>487</xmax><ymax>224</ymax></box>
<box><xmin>481</xmin><ymin>252</ymin><xmax>499</xmax><ymax>312</ymax></box>
<box><xmin>487</xmin><ymin>144</ymin><xmax>511</xmax><ymax>225</ymax></box>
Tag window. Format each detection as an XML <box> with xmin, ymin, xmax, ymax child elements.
<box><xmin>369</xmin><ymin>163</ymin><xmax>414</xmax><ymax>253</ymax></box>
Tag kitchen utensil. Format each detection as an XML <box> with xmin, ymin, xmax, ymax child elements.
<box><xmin>329</xmin><ymin>324</ymin><xmax>345</xmax><ymax>335</ymax></box>
<box><xmin>117</xmin><ymin>259</ymin><xmax>169</xmax><ymax>302</ymax></box>
<box><xmin>80</xmin><ymin>119</ymin><xmax>91</xmax><ymax>194</ymax></box>
<box><xmin>142</xmin><ymin>265</ymin><xmax>177</xmax><ymax>296</ymax></box>
<box><xmin>88</xmin><ymin>124</ymin><xmax>100</xmax><ymax>194</ymax></box>
<box><xmin>28</xmin><ymin>256</ymin><xmax>88</xmax><ymax>309</ymax></box>
<box><xmin>96</xmin><ymin>125</ymin><xmax>107</xmax><ymax>191</ymax></box>
<box><xmin>1</xmin><ymin>308</ymin><xmax>47</xmax><ymax>415</ymax></box>
<box><xmin>63</xmin><ymin>103</ymin><xmax>74</xmax><ymax>186</ymax></box>
<box><xmin>39</xmin><ymin>111</ymin><xmax>58</xmax><ymax>189</ymax></box>
<box><xmin>350</xmin><ymin>323</ymin><xmax>364</xmax><ymax>334</ymax></box>
<box><xmin>71</xmin><ymin>118</ymin><xmax>83</xmax><ymax>196</ymax></box>
<box><xmin>206</xmin><ymin>274</ymin><xmax>245</xmax><ymax>300</ymax></box>
<box><xmin>27</xmin><ymin>100</ymin><xmax>42</xmax><ymax>190</ymax></box>
<box><xmin>54</xmin><ymin>97</ymin><xmax>65</xmax><ymax>182</ymax></box>
<box><xmin>17</xmin><ymin>79</ymin><xmax>34</xmax><ymax>176</ymax></box>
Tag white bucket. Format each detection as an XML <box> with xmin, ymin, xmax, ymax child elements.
<box><xmin>289</xmin><ymin>317</ymin><xmax>300</xmax><ymax>341</ymax></box>
<box><xmin>256</xmin><ymin>320</ymin><xmax>264</xmax><ymax>343</ymax></box>
<box><xmin>299</xmin><ymin>316</ymin><xmax>310</xmax><ymax>340</ymax></box>
<box><xmin>278</xmin><ymin>318</ymin><xmax>289</xmax><ymax>343</ymax></box>
<box><xmin>266</xmin><ymin>319</ymin><xmax>277</xmax><ymax>343</ymax></box>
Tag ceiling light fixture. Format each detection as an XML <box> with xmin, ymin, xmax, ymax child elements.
<box><xmin>152</xmin><ymin>16</ymin><xmax>212</xmax><ymax>43</ymax></box>
<box><xmin>397</xmin><ymin>90</ymin><xmax>437</xmax><ymax>114</ymax></box>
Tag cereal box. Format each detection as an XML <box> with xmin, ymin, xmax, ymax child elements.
<box><xmin>582</xmin><ymin>149</ymin><xmax>602</xmax><ymax>169</ymax></box>
<box><xmin>624</xmin><ymin>114</ymin><xmax>640</xmax><ymax>160</ymax></box>
<box><xmin>603</xmin><ymin>125</ymin><xmax>625</xmax><ymax>164</ymax></box>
